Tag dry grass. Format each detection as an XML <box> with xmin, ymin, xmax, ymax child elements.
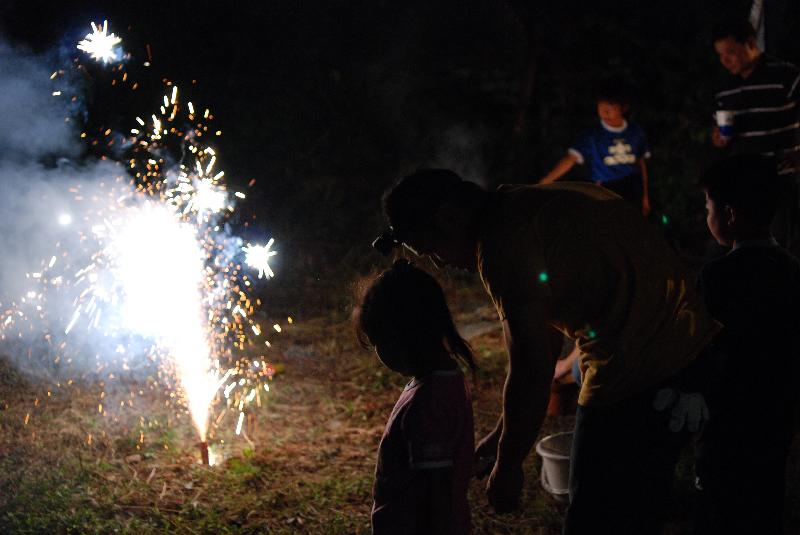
<box><xmin>0</xmin><ymin>275</ymin><xmax>798</xmax><ymax>534</ymax></box>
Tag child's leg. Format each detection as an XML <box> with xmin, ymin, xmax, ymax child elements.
<box><xmin>695</xmin><ymin>412</ymin><xmax>793</xmax><ymax>535</ymax></box>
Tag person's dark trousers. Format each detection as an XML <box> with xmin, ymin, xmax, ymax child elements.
<box><xmin>563</xmin><ymin>387</ymin><xmax>688</xmax><ymax>535</ymax></box>
<box><xmin>771</xmin><ymin>173</ymin><xmax>800</xmax><ymax>258</ymax></box>
<box><xmin>693</xmin><ymin>406</ymin><xmax>794</xmax><ymax>535</ymax></box>
<box><xmin>599</xmin><ymin>173</ymin><xmax>642</xmax><ymax>206</ymax></box>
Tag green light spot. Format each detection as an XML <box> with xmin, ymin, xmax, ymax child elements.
<box><xmin>661</xmin><ymin>214</ymin><xmax>669</xmax><ymax>225</ymax></box>
<box><xmin>538</xmin><ymin>271</ymin><xmax>549</xmax><ymax>283</ymax></box>
<box><xmin>587</xmin><ymin>329</ymin><xmax>597</xmax><ymax>339</ymax></box>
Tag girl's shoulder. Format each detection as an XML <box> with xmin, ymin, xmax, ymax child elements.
<box><xmin>401</xmin><ymin>370</ymin><xmax>470</xmax><ymax>434</ymax></box>
<box><xmin>407</xmin><ymin>370</ymin><xmax>469</xmax><ymax>409</ymax></box>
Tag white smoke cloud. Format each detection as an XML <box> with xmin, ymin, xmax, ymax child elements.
<box><xmin>0</xmin><ymin>42</ymin><xmax>79</xmax><ymax>162</ymax></box>
<box><xmin>0</xmin><ymin>39</ymin><xmax>148</xmax><ymax>383</ymax></box>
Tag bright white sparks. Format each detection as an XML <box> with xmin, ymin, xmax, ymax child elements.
<box><xmin>189</xmin><ymin>178</ymin><xmax>227</xmax><ymax>214</ymax></box>
<box><xmin>77</xmin><ymin>20</ymin><xmax>123</xmax><ymax>64</ymax></box>
<box><xmin>243</xmin><ymin>239</ymin><xmax>277</xmax><ymax>279</ymax></box>
<box><xmin>5</xmin><ymin>79</ymin><xmax>283</xmax><ymax>451</ymax></box>
<box><xmin>108</xmin><ymin>203</ymin><xmax>219</xmax><ymax>439</ymax></box>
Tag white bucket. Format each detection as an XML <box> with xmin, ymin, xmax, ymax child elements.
<box><xmin>535</xmin><ymin>431</ymin><xmax>573</xmax><ymax>502</ymax></box>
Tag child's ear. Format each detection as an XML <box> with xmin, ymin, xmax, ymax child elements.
<box><xmin>622</xmin><ymin>103</ymin><xmax>631</xmax><ymax>114</ymax></box>
<box><xmin>725</xmin><ymin>205</ymin><xmax>737</xmax><ymax>227</ymax></box>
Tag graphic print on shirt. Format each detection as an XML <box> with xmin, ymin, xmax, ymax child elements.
<box><xmin>603</xmin><ymin>139</ymin><xmax>636</xmax><ymax>166</ymax></box>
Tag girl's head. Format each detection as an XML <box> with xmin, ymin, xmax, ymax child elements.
<box><xmin>354</xmin><ymin>260</ymin><xmax>476</xmax><ymax>377</ymax></box>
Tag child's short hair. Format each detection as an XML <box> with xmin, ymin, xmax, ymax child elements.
<box><xmin>700</xmin><ymin>155</ymin><xmax>779</xmax><ymax>227</ymax></box>
<box><xmin>354</xmin><ymin>260</ymin><xmax>476</xmax><ymax>375</ymax></box>
<box><xmin>711</xmin><ymin>18</ymin><xmax>756</xmax><ymax>45</ymax></box>
<box><xmin>595</xmin><ymin>78</ymin><xmax>630</xmax><ymax>107</ymax></box>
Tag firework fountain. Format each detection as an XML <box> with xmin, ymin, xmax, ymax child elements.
<box><xmin>0</xmin><ymin>21</ymin><xmax>281</xmax><ymax>465</ymax></box>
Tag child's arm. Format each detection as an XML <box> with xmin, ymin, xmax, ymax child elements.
<box><xmin>553</xmin><ymin>341</ymin><xmax>580</xmax><ymax>383</ymax></box>
<box><xmin>413</xmin><ymin>467</ymin><xmax>454</xmax><ymax>533</ymax></box>
<box><xmin>639</xmin><ymin>158</ymin><xmax>651</xmax><ymax>216</ymax></box>
<box><xmin>539</xmin><ymin>152</ymin><xmax>578</xmax><ymax>184</ymax></box>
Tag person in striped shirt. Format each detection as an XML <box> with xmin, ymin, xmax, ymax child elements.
<box><xmin>711</xmin><ymin>18</ymin><xmax>800</xmax><ymax>255</ymax></box>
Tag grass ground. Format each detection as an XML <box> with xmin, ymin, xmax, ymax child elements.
<box><xmin>1</xmin><ymin>274</ymin><xmax>798</xmax><ymax>534</ymax></box>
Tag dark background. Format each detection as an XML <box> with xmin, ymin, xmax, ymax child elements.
<box><xmin>2</xmin><ymin>0</ymin><xmax>799</xmax><ymax>315</ymax></box>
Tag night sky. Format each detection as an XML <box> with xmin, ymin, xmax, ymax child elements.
<box><xmin>2</xmin><ymin>0</ymin><xmax>799</xmax><ymax>310</ymax></box>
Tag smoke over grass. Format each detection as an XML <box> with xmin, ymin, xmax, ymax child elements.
<box><xmin>0</xmin><ymin>41</ymin><xmax>160</xmax><ymax>383</ymax></box>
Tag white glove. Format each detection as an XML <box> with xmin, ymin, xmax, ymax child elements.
<box><xmin>653</xmin><ymin>388</ymin><xmax>709</xmax><ymax>433</ymax></box>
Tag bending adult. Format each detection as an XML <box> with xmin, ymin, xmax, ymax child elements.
<box><xmin>375</xmin><ymin>169</ymin><xmax>721</xmax><ymax>534</ymax></box>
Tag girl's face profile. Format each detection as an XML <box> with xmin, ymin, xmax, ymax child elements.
<box><xmin>372</xmin><ymin>331</ymin><xmax>413</xmax><ymax>376</ymax></box>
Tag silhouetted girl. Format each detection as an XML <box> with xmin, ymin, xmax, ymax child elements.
<box><xmin>355</xmin><ymin>260</ymin><xmax>475</xmax><ymax>535</ymax></box>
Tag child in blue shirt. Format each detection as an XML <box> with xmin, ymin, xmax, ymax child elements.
<box><xmin>355</xmin><ymin>260</ymin><xmax>476</xmax><ymax>535</ymax></box>
<box><xmin>540</xmin><ymin>83</ymin><xmax>652</xmax><ymax>216</ymax></box>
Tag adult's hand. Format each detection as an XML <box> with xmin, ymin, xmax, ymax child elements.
<box><xmin>486</xmin><ymin>461</ymin><xmax>524</xmax><ymax>513</ymax></box>
<box><xmin>711</xmin><ymin>126</ymin><xmax>729</xmax><ymax>148</ymax></box>
<box><xmin>653</xmin><ymin>388</ymin><xmax>709</xmax><ymax>433</ymax></box>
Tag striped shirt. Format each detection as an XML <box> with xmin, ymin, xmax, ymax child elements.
<box><xmin>715</xmin><ymin>55</ymin><xmax>800</xmax><ymax>175</ymax></box>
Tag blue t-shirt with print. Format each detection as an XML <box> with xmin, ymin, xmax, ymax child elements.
<box><xmin>568</xmin><ymin>121</ymin><xmax>651</xmax><ymax>183</ymax></box>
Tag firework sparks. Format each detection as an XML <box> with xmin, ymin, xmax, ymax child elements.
<box><xmin>77</xmin><ymin>21</ymin><xmax>123</xmax><ymax>64</ymax></box>
<box><xmin>243</xmin><ymin>239</ymin><xmax>277</xmax><ymax>279</ymax></box>
<box><xmin>1</xmin><ymin>30</ymin><xmax>287</xmax><ymax>463</ymax></box>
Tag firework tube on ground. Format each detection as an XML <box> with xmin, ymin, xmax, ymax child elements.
<box><xmin>200</xmin><ymin>441</ymin><xmax>209</xmax><ymax>465</ymax></box>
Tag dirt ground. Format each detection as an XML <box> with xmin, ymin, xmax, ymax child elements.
<box><xmin>1</xmin><ymin>277</ymin><xmax>798</xmax><ymax>534</ymax></box>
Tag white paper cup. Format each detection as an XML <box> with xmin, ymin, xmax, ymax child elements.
<box><xmin>715</xmin><ymin>110</ymin><xmax>734</xmax><ymax>140</ymax></box>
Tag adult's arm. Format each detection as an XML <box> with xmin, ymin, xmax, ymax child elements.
<box><xmin>486</xmin><ymin>299</ymin><xmax>562</xmax><ymax>512</ymax></box>
<box><xmin>473</xmin><ymin>410</ymin><xmax>511</xmax><ymax>479</ymax></box>
<box><xmin>539</xmin><ymin>153</ymin><xmax>578</xmax><ymax>184</ymax></box>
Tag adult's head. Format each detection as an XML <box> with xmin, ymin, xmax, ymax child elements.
<box><xmin>712</xmin><ymin>19</ymin><xmax>761</xmax><ymax>77</ymax></box>
<box><xmin>354</xmin><ymin>259</ymin><xmax>476</xmax><ymax>376</ymax></box>
<box><xmin>700</xmin><ymin>154</ymin><xmax>778</xmax><ymax>246</ymax></box>
<box><xmin>382</xmin><ymin>169</ymin><xmax>487</xmax><ymax>269</ymax></box>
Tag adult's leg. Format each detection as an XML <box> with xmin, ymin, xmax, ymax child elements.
<box><xmin>564</xmin><ymin>389</ymin><xmax>687</xmax><ymax>535</ymax></box>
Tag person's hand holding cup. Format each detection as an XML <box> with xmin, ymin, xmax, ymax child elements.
<box><xmin>712</xmin><ymin>110</ymin><xmax>734</xmax><ymax>148</ymax></box>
